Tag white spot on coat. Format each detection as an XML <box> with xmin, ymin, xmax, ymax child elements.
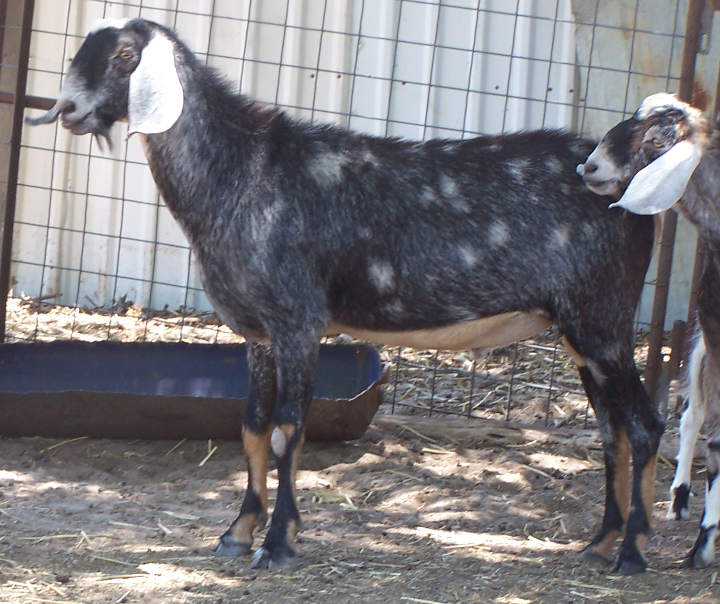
<box><xmin>419</xmin><ymin>185</ymin><xmax>436</xmax><ymax>207</ymax></box>
<box><xmin>506</xmin><ymin>158</ymin><xmax>531</xmax><ymax>183</ymax></box>
<box><xmin>545</xmin><ymin>156</ymin><xmax>563</xmax><ymax>173</ymax></box>
<box><xmin>439</xmin><ymin>174</ymin><xmax>458</xmax><ymax>198</ymax></box>
<box><xmin>458</xmin><ymin>245</ymin><xmax>479</xmax><ymax>268</ymax></box>
<box><xmin>309</xmin><ymin>151</ymin><xmax>345</xmax><ymax>186</ymax></box>
<box><xmin>369</xmin><ymin>260</ymin><xmax>395</xmax><ymax>293</ymax></box>
<box><xmin>250</xmin><ymin>200</ymin><xmax>283</xmax><ymax>242</ymax></box>
<box><xmin>489</xmin><ymin>221</ymin><xmax>509</xmax><ymax>247</ymax></box>
<box><xmin>550</xmin><ymin>225</ymin><xmax>571</xmax><ymax>249</ymax></box>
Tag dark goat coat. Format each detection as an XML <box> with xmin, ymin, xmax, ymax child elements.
<box><xmin>148</xmin><ymin>39</ymin><xmax>649</xmax><ymax>344</ymax></box>
<box><xmin>28</xmin><ymin>19</ymin><xmax>661</xmax><ymax>573</ymax></box>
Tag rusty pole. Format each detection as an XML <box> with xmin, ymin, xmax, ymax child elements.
<box><xmin>0</xmin><ymin>0</ymin><xmax>35</xmax><ymax>341</ymax></box>
<box><xmin>643</xmin><ymin>0</ymin><xmax>705</xmax><ymax>401</ymax></box>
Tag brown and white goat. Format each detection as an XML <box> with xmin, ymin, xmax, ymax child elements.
<box><xmin>26</xmin><ymin>19</ymin><xmax>661</xmax><ymax>574</ymax></box>
<box><xmin>578</xmin><ymin>93</ymin><xmax>720</xmax><ymax>567</ymax></box>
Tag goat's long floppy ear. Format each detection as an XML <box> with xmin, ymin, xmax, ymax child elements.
<box><xmin>609</xmin><ymin>139</ymin><xmax>702</xmax><ymax>215</ymax></box>
<box><xmin>128</xmin><ymin>33</ymin><xmax>184</xmax><ymax>135</ymax></box>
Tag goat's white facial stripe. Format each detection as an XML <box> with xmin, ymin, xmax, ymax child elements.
<box><xmin>368</xmin><ymin>260</ymin><xmax>395</xmax><ymax>293</ymax></box>
<box><xmin>636</xmin><ymin>92</ymin><xmax>687</xmax><ymax>120</ymax></box>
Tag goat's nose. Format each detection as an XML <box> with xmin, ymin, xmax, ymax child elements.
<box><xmin>582</xmin><ymin>161</ymin><xmax>598</xmax><ymax>175</ymax></box>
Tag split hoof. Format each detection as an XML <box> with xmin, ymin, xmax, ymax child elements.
<box><xmin>250</xmin><ymin>544</ymin><xmax>296</xmax><ymax>570</ymax></box>
<box><xmin>667</xmin><ymin>484</ymin><xmax>691</xmax><ymax>520</ymax></box>
<box><xmin>580</xmin><ymin>547</ymin><xmax>613</xmax><ymax>567</ymax></box>
<box><xmin>213</xmin><ymin>535</ymin><xmax>252</xmax><ymax>557</ymax></box>
<box><xmin>613</xmin><ymin>555</ymin><xmax>647</xmax><ymax>575</ymax></box>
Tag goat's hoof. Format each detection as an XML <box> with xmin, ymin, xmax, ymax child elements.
<box><xmin>687</xmin><ymin>551</ymin><xmax>713</xmax><ymax>569</ymax></box>
<box><xmin>667</xmin><ymin>484</ymin><xmax>691</xmax><ymax>520</ymax></box>
<box><xmin>613</xmin><ymin>555</ymin><xmax>647</xmax><ymax>575</ymax></box>
<box><xmin>213</xmin><ymin>535</ymin><xmax>252</xmax><ymax>557</ymax></box>
<box><xmin>250</xmin><ymin>545</ymin><xmax>296</xmax><ymax>570</ymax></box>
<box><xmin>580</xmin><ymin>546</ymin><xmax>612</xmax><ymax>566</ymax></box>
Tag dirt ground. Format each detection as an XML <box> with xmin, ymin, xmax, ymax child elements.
<box><xmin>0</xmin><ymin>297</ymin><xmax>712</xmax><ymax>602</ymax></box>
<box><xmin>0</xmin><ymin>415</ymin><xmax>718</xmax><ymax>604</ymax></box>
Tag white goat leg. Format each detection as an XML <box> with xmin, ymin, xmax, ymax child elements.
<box><xmin>668</xmin><ymin>337</ymin><xmax>707</xmax><ymax>520</ymax></box>
<box><xmin>689</xmin><ymin>437</ymin><xmax>720</xmax><ymax>567</ymax></box>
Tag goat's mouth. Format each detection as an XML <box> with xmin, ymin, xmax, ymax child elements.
<box><xmin>581</xmin><ymin>177</ymin><xmax>622</xmax><ymax>197</ymax></box>
<box><xmin>61</xmin><ymin>111</ymin><xmax>113</xmax><ymax>152</ymax></box>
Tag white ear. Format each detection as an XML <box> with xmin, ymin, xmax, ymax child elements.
<box><xmin>128</xmin><ymin>33</ymin><xmax>184</xmax><ymax>135</ymax></box>
<box><xmin>609</xmin><ymin>139</ymin><xmax>702</xmax><ymax>215</ymax></box>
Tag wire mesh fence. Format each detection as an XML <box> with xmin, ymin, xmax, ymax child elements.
<box><xmin>2</xmin><ymin>0</ymin><xmax>701</xmax><ymax>427</ymax></box>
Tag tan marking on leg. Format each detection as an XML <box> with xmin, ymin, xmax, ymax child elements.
<box><xmin>228</xmin><ymin>512</ymin><xmax>259</xmax><ymax>544</ymax></box>
<box><xmin>588</xmin><ymin>529</ymin><xmax>622</xmax><ymax>559</ymax></box>
<box><xmin>641</xmin><ymin>454</ymin><xmax>658</xmax><ymax>530</ymax></box>
<box><xmin>244</xmin><ymin>426</ymin><xmax>271</xmax><ymax>511</ymax></box>
<box><xmin>615</xmin><ymin>428</ymin><xmax>631</xmax><ymax>522</ymax></box>
<box><xmin>233</xmin><ymin>426</ymin><xmax>271</xmax><ymax>545</ymax></box>
<box><xmin>286</xmin><ymin>518</ymin><xmax>299</xmax><ymax>544</ymax></box>
<box><xmin>290</xmin><ymin>429</ymin><xmax>306</xmax><ymax>500</ymax></box>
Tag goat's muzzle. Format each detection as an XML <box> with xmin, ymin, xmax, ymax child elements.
<box><xmin>24</xmin><ymin>98</ymin><xmax>75</xmax><ymax>126</ymax></box>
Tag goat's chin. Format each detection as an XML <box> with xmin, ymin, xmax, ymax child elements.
<box><xmin>61</xmin><ymin>118</ymin><xmax>113</xmax><ymax>152</ymax></box>
<box><xmin>583</xmin><ymin>179</ymin><xmax>622</xmax><ymax>198</ymax></box>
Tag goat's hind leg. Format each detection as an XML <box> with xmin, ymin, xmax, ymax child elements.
<box><xmin>688</xmin><ymin>434</ymin><xmax>720</xmax><ymax>568</ymax></box>
<box><xmin>668</xmin><ymin>393</ymin><xmax>705</xmax><ymax>520</ymax></box>
<box><xmin>613</xmin><ymin>369</ymin><xmax>664</xmax><ymax>574</ymax></box>
<box><xmin>669</xmin><ymin>336</ymin><xmax>707</xmax><ymax>520</ymax></box>
<box><xmin>215</xmin><ymin>341</ymin><xmax>277</xmax><ymax>557</ymax></box>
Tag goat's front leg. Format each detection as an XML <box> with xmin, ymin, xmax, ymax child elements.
<box><xmin>250</xmin><ymin>332</ymin><xmax>319</xmax><ymax>570</ymax></box>
<box><xmin>215</xmin><ymin>341</ymin><xmax>276</xmax><ymax>557</ymax></box>
<box><xmin>578</xmin><ymin>367</ymin><xmax>631</xmax><ymax>564</ymax></box>
<box><xmin>688</xmin><ymin>435</ymin><xmax>720</xmax><ymax>567</ymax></box>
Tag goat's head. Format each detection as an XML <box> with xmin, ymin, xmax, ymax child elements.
<box><xmin>576</xmin><ymin>93</ymin><xmax>710</xmax><ymax>214</ymax></box>
<box><xmin>25</xmin><ymin>19</ymin><xmax>183</xmax><ymax>149</ymax></box>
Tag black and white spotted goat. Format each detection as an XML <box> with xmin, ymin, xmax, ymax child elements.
<box><xmin>578</xmin><ymin>92</ymin><xmax>720</xmax><ymax>568</ymax></box>
<box><xmin>27</xmin><ymin>19</ymin><xmax>663</xmax><ymax>573</ymax></box>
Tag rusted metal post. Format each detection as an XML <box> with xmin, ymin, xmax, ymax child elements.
<box><xmin>644</xmin><ymin>0</ymin><xmax>705</xmax><ymax>401</ymax></box>
<box><xmin>0</xmin><ymin>0</ymin><xmax>34</xmax><ymax>341</ymax></box>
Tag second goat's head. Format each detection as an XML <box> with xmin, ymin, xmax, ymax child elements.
<box><xmin>26</xmin><ymin>19</ymin><xmax>183</xmax><ymax>148</ymax></box>
<box><xmin>576</xmin><ymin>93</ymin><xmax>712</xmax><ymax>214</ymax></box>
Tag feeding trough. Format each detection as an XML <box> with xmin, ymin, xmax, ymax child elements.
<box><xmin>0</xmin><ymin>341</ymin><xmax>383</xmax><ymax>441</ymax></box>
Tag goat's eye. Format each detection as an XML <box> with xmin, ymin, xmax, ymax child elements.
<box><xmin>651</xmin><ymin>138</ymin><xmax>664</xmax><ymax>148</ymax></box>
<box><xmin>118</xmin><ymin>50</ymin><xmax>133</xmax><ymax>60</ymax></box>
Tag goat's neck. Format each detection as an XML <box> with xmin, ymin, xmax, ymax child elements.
<box><xmin>139</xmin><ymin>63</ymin><xmax>260</xmax><ymax>243</ymax></box>
<box><xmin>679</xmin><ymin>140</ymin><xmax>720</xmax><ymax>247</ymax></box>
